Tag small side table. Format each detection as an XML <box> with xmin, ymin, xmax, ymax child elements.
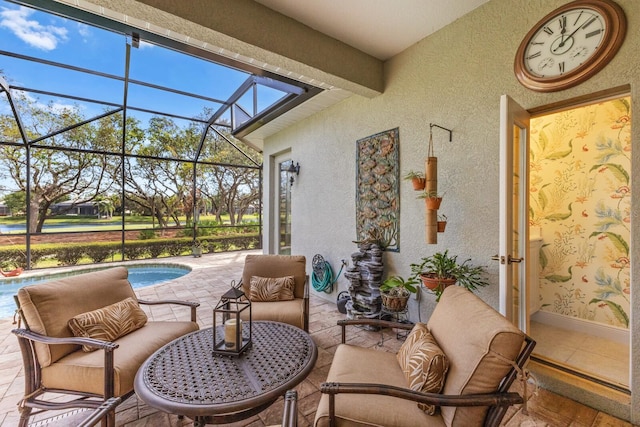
<box><xmin>378</xmin><ymin>306</ymin><xmax>413</xmax><ymax>346</ymax></box>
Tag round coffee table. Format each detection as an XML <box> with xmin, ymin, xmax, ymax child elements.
<box><xmin>134</xmin><ymin>321</ymin><xmax>317</xmax><ymax>426</ymax></box>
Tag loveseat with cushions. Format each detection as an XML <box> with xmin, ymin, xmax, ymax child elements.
<box><xmin>12</xmin><ymin>266</ymin><xmax>200</xmax><ymax>427</ymax></box>
<box><xmin>314</xmin><ymin>285</ymin><xmax>536</xmax><ymax>427</ymax></box>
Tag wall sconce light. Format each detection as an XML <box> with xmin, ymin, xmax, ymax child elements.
<box><xmin>287</xmin><ymin>161</ymin><xmax>300</xmax><ymax>186</ymax></box>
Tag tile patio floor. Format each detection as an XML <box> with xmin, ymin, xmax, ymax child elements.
<box><xmin>0</xmin><ymin>250</ymin><xmax>634</xmax><ymax>426</ymax></box>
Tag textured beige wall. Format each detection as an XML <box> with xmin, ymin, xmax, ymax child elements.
<box><xmin>262</xmin><ymin>0</ymin><xmax>639</xmax><ymax>420</ymax></box>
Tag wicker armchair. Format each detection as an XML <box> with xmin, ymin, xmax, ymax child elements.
<box><xmin>314</xmin><ymin>286</ymin><xmax>536</xmax><ymax>427</ymax></box>
<box><xmin>239</xmin><ymin>254</ymin><xmax>309</xmax><ymax>331</ymax></box>
<box><xmin>12</xmin><ymin>267</ymin><xmax>199</xmax><ymax>427</ymax></box>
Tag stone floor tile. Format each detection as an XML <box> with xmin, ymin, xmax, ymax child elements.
<box><xmin>0</xmin><ymin>249</ymin><xmax>635</xmax><ymax>427</ymax></box>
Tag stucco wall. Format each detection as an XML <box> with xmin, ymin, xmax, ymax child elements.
<box><xmin>262</xmin><ymin>0</ymin><xmax>640</xmax><ymax>421</ymax></box>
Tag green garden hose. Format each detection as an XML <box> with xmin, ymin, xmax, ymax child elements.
<box><xmin>311</xmin><ymin>254</ymin><xmax>345</xmax><ymax>294</ymax></box>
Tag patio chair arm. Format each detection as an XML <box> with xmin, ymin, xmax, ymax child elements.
<box><xmin>320</xmin><ymin>382</ymin><xmax>523</xmax><ymax>408</ymax></box>
<box><xmin>12</xmin><ymin>328</ymin><xmax>119</xmax><ymax>351</ymax></box>
<box><xmin>138</xmin><ymin>299</ymin><xmax>200</xmax><ymax>322</ymax></box>
<box><xmin>337</xmin><ymin>318</ymin><xmax>413</xmax><ymax>343</ymax></box>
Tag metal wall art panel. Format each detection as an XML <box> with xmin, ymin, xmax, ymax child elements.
<box><xmin>355</xmin><ymin>127</ymin><xmax>400</xmax><ymax>252</ymax></box>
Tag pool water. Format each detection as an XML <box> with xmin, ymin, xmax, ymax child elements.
<box><xmin>0</xmin><ymin>264</ymin><xmax>191</xmax><ymax>319</ymax></box>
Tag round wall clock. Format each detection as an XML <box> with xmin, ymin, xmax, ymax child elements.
<box><xmin>514</xmin><ymin>0</ymin><xmax>626</xmax><ymax>92</ymax></box>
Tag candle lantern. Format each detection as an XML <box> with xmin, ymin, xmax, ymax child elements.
<box><xmin>212</xmin><ymin>282</ymin><xmax>252</xmax><ymax>356</ymax></box>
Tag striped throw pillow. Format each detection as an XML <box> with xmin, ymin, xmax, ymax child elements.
<box><xmin>68</xmin><ymin>297</ymin><xmax>148</xmax><ymax>352</ymax></box>
<box><xmin>397</xmin><ymin>323</ymin><xmax>449</xmax><ymax>415</ymax></box>
<box><xmin>249</xmin><ymin>276</ymin><xmax>295</xmax><ymax>301</ymax></box>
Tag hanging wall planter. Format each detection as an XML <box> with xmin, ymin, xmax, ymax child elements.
<box><xmin>420</xmin><ymin>191</ymin><xmax>443</xmax><ymax>210</ymax></box>
<box><xmin>403</xmin><ymin>170</ymin><xmax>426</xmax><ymax>191</ymax></box>
<box><xmin>412</xmin><ymin>177</ymin><xmax>426</xmax><ymax>191</ymax></box>
<box><xmin>437</xmin><ymin>214</ymin><xmax>447</xmax><ymax>232</ymax></box>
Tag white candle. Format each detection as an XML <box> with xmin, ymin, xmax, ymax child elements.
<box><xmin>224</xmin><ymin>318</ymin><xmax>241</xmax><ymax>350</ymax></box>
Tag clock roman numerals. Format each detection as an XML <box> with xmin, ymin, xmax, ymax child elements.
<box><xmin>527</xmin><ymin>51</ymin><xmax>542</xmax><ymax>60</ymax></box>
<box><xmin>559</xmin><ymin>62</ymin><xmax>565</xmax><ymax>74</ymax></box>
<box><xmin>586</xmin><ymin>28</ymin><xmax>603</xmax><ymax>38</ymax></box>
<box><xmin>543</xmin><ymin>26</ymin><xmax>554</xmax><ymax>35</ymax></box>
<box><xmin>581</xmin><ymin>15</ymin><xmax>597</xmax><ymax>29</ymax></box>
<box><xmin>573</xmin><ymin>11</ymin><xmax>583</xmax><ymax>26</ymax></box>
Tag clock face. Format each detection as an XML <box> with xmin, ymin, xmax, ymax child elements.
<box><xmin>514</xmin><ymin>0</ymin><xmax>626</xmax><ymax>92</ymax></box>
<box><xmin>523</xmin><ymin>8</ymin><xmax>605</xmax><ymax>79</ymax></box>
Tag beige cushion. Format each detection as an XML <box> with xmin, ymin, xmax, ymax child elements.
<box><xmin>249</xmin><ymin>275</ymin><xmax>295</xmax><ymax>302</ymax></box>
<box><xmin>314</xmin><ymin>344</ymin><xmax>445</xmax><ymax>427</ymax></box>
<box><xmin>397</xmin><ymin>323</ymin><xmax>449</xmax><ymax>415</ymax></box>
<box><xmin>427</xmin><ymin>286</ymin><xmax>525</xmax><ymax>427</ymax></box>
<box><xmin>242</xmin><ymin>255</ymin><xmax>306</xmax><ymax>299</ymax></box>
<box><xmin>16</xmin><ymin>267</ymin><xmax>136</xmax><ymax>367</ymax></box>
<box><xmin>69</xmin><ymin>297</ymin><xmax>148</xmax><ymax>352</ymax></box>
<box><xmin>241</xmin><ymin>299</ymin><xmax>305</xmax><ymax>330</ymax></box>
<box><xmin>41</xmin><ymin>321</ymin><xmax>198</xmax><ymax>397</ymax></box>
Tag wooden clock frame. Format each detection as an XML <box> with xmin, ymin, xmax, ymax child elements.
<box><xmin>514</xmin><ymin>0</ymin><xmax>626</xmax><ymax>92</ymax></box>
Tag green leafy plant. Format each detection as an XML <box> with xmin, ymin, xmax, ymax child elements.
<box><xmin>409</xmin><ymin>249</ymin><xmax>489</xmax><ymax>300</ymax></box>
<box><xmin>380</xmin><ymin>275</ymin><xmax>418</xmax><ymax>297</ymax></box>
<box><xmin>403</xmin><ymin>170</ymin><xmax>425</xmax><ymax>180</ymax></box>
<box><xmin>417</xmin><ymin>190</ymin><xmax>444</xmax><ymax>199</ymax></box>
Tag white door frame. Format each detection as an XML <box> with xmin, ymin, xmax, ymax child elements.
<box><xmin>499</xmin><ymin>94</ymin><xmax>531</xmax><ymax>332</ymax></box>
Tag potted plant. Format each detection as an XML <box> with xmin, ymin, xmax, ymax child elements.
<box><xmin>403</xmin><ymin>170</ymin><xmax>426</xmax><ymax>191</ymax></box>
<box><xmin>192</xmin><ymin>240</ymin><xmax>203</xmax><ymax>257</ymax></box>
<box><xmin>409</xmin><ymin>250</ymin><xmax>490</xmax><ymax>301</ymax></box>
<box><xmin>379</xmin><ymin>275</ymin><xmax>418</xmax><ymax>312</ymax></box>
<box><xmin>437</xmin><ymin>214</ymin><xmax>447</xmax><ymax>232</ymax></box>
<box><xmin>418</xmin><ymin>190</ymin><xmax>443</xmax><ymax>210</ymax></box>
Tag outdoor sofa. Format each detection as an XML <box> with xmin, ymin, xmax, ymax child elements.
<box><xmin>12</xmin><ymin>266</ymin><xmax>199</xmax><ymax>427</ymax></box>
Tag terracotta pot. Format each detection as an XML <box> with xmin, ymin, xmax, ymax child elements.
<box><xmin>437</xmin><ymin>221</ymin><xmax>447</xmax><ymax>232</ymax></box>
<box><xmin>419</xmin><ymin>273</ymin><xmax>456</xmax><ymax>291</ymax></box>
<box><xmin>411</xmin><ymin>177</ymin><xmax>426</xmax><ymax>191</ymax></box>
<box><xmin>381</xmin><ymin>291</ymin><xmax>410</xmax><ymax>312</ymax></box>
<box><xmin>424</xmin><ymin>197</ymin><xmax>442</xmax><ymax>210</ymax></box>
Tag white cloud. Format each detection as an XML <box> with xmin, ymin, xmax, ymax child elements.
<box><xmin>0</xmin><ymin>6</ymin><xmax>68</xmax><ymax>50</ymax></box>
<box><xmin>138</xmin><ymin>40</ymin><xmax>154</xmax><ymax>49</ymax></box>
<box><xmin>77</xmin><ymin>22</ymin><xmax>91</xmax><ymax>39</ymax></box>
<box><xmin>12</xmin><ymin>90</ymin><xmax>80</xmax><ymax>114</ymax></box>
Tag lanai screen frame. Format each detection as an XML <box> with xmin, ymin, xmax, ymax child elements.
<box><xmin>0</xmin><ymin>0</ymin><xmax>322</xmax><ymax>269</ymax></box>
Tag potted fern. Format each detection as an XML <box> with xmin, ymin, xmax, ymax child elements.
<box><xmin>379</xmin><ymin>275</ymin><xmax>418</xmax><ymax>312</ymax></box>
<box><xmin>409</xmin><ymin>250</ymin><xmax>489</xmax><ymax>301</ymax></box>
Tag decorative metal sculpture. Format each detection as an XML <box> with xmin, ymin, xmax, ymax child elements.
<box><xmin>356</xmin><ymin>128</ymin><xmax>400</xmax><ymax>252</ymax></box>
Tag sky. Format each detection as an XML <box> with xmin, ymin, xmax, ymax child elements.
<box><xmin>0</xmin><ymin>0</ymin><xmax>285</xmax><ymax>123</ymax></box>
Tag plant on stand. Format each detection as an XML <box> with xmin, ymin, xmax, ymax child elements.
<box><xmin>379</xmin><ymin>275</ymin><xmax>418</xmax><ymax>312</ymax></box>
<box><xmin>409</xmin><ymin>249</ymin><xmax>489</xmax><ymax>301</ymax></box>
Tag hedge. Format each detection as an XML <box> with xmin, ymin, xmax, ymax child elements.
<box><xmin>0</xmin><ymin>234</ymin><xmax>260</xmax><ymax>268</ymax></box>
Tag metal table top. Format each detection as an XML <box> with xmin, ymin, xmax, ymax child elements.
<box><xmin>134</xmin><ymin>321</ymin><xmax>317</xmax><ymax>425</ymax></box>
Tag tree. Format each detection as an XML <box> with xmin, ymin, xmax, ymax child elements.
<box><xmin>123</xmin><ymin>116</ymin><xmax>198</xmax><ymax>228</ymax></box>
<box><xmin>198</xmin><ymin>126</ymin><xmax>261</xmax><ymax>226</ymax></box>
<box><xmin>0</xmin><ymin>93</ymin><xmax>120</xmax><ymax>232</ymax></box>
<box><xmin>3</xmin><ymin>191</ymin><xmax>26</xmax><ymax>215</ymax></box>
